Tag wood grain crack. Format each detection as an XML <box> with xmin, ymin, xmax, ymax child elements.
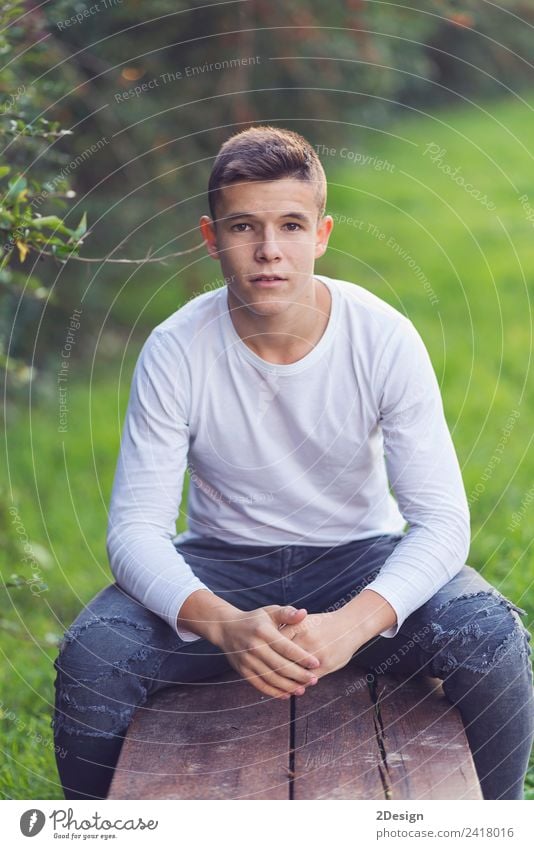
<box><xmin>369</xmin><ymin>674</ymin><xmax>392</xmax><ymax>799</ymax></box>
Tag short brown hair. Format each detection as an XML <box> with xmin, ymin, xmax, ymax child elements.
<box><xmin>208</xmin><ymin>125</ymin><xmax>327</xmax><ymax>221</ymax></box>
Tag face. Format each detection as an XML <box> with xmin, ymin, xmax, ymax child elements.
<box><xmin>199</xmin><ymin>177</ymin><xmax>333</xmax><ymax>317</ymax></box>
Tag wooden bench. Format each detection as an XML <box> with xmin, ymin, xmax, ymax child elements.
<box><xmin>108</xmin><ymin>661</ymin><xmax>482</xmax><ymax>800</ymax></box>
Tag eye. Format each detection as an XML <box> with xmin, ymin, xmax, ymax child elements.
<box><xmin>283</xmin><ymin>222</ymin><xmax>302</xmax><ymax>231</ymax></box>
<box><xmin>230</xmin><ymin>222</ymin><xmax>252</xmax><ymax>232</ymax></box>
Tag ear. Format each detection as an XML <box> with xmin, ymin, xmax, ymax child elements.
<box><xmin>314</xmin><ymin>214</ymin><xmax>334</xmax><ymax>259</ymax></box>
<box><xmin>199</xmin><ymin>215</ymin><xmax>220</xmax><ymax>259</ymax></box>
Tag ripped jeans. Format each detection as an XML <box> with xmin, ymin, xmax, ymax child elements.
<box><xmin>52</xmin><ymin>533</ymin><xmax>534</xmax><ymax>800</ymax></box>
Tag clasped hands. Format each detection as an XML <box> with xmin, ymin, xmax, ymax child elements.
<box><xmin>216</xmin><ymin>603</ymin><xmax>363</xmax><ymax>700</ymax></box>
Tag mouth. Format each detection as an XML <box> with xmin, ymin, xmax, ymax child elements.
<box><xmin>249</xmin><ymin>274</ymin><xmax>287</xmax><ymax>286</ymax></box>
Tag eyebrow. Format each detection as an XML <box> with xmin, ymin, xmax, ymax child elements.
<box><xmin>223</xmin><ymin>211</ymin><xmax>311</xmax><ymax>222</ymax></box>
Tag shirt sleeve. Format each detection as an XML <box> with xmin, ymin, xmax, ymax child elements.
<box><xmin>106</xmin><ymin>330</ymin><xmax>213</xmax><ymax>642</ymax></box>
<box><xmin>364</xmin><ymin>318</ymin><xmax>471</xmax><ymax>637</ymax></box>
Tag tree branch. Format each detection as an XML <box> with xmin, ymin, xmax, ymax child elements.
<box><xmin>32</xmin><ymin>240</ymin><xmax>205</xmax><ymax>265</ymax></box>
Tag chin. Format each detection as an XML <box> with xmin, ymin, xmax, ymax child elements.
<box><xmin>246</xmin><ymin>301</ymin><xmax>288</xmax><ymax>316</ymax></box>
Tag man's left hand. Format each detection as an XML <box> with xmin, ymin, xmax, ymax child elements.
<box><xmin>278</xmin><ymin>610</ymin><xmax>361</xmax><ymax>680</ymax></box>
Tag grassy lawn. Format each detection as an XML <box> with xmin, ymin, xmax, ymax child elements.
<box><xmin>1</xmin><ymin>94</ymin><xmax>533</xmax><ymax>799</ymax></box>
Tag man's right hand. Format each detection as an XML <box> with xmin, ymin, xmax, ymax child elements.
<box><xmin>177</xmin><ymin>591</ymin><xmax>321</xmax><ymax>699</ymax></box>
<box><xmin>214</xmin><ymin>605</ymin><xmax>322</xmax><ymax>699</ymax></box>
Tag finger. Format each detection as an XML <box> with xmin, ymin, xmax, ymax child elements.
<box><xmin>276</xmin><ymin>622</ymin><xmax>307</xmax><ymax>641</ymax></box>
<box><xmin>268</xmin><ymin>631</ymin><xmax>321</xmax><ymax>669</ymax></box>
<box><xmin>246</xmin><ymin>656</ymin><xmax>315</xmax><ymax>695</ymax></box>
<box><xmin>260</xmin><ymin>665</ymin><xmax>315</xmax><ymax>695</ymax></box>
<box><xmin>274</xmin><ymin>606</ymin><xmax>308</xmax><ymax>627</ymax></box>
<box><xmin>255</xmin><ymin>644</ymin><xmax>319</xmax><ymax>686</ymax></box>
<box><xmin>242</xmin><ymin>669</ymin><xmax>292</xmax><ymax>700</ymax></box>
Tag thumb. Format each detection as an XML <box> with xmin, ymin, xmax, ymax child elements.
<box><xmin>276</xmin><ymin>606</ymin><xmax>307</xmax><ymax>626</ymax></box>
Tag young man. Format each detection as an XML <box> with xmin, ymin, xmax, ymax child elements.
<box><xmin>52</xmin><ymin>126</ymin><xmax>533</xmax><ymax>801</ymax></box>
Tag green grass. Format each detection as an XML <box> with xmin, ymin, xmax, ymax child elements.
<box><xmin>1</xmin><ymin>94</ymin><xmax>533</xmax><ymax>799</ymax></box>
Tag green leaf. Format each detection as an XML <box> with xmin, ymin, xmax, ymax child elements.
<box><xmin>38</xmin><ymin>235</ymin><xmax>66</xmax><ymax>247</ymax></box>
<box><xmin>67</xmin><ymin>211</ymin><xmax>87</xmax><ymax>244</ymax></box>
<box><xmin>5</xmin><ymin>174</ymin><xmax>28</xmax><ymax>203</ymax></box>
<box><xmin>0</xmin><ymin>166</ymin><xmax>11</xmax><ymax>179</ymax></box>
<box><xmin>52</xmin><ymin>243</ymin><xmax>78</xmax><ymax>261</ymax></box>
<box><xmin>0</xmin><ymin>208</ymin><xmax>14</xmax><ymax>227</ymax></box>
<box><xmin>30</xmin><ymin>215</ymin><xmax>72</xmax><ymax>235</ymax></box>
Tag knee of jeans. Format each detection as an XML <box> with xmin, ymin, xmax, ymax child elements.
<box><xmin>419</xmin><ymin>590</ymin><xmax>532</xmax><ymax>678</ymax></box>
<box><xmin>52</xmin><ymin>615</ymin><xmax>163</xmax><ymax>740</ymax></box>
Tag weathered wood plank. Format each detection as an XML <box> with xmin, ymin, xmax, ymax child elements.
<box><xmin>293</xmin><ymin>664</ymin><xmax>386</xmax><ymax>799</ymax></box>
<box><xmin>108</xmin><ymin>670</ymin><xmax>290</xmax><ymax>799</ymax></box>
<box><xmin>108</xmin><ymin>664</ymin><xmax>482</xmax><ymax>800</ymax></box>
<box><xmin>373</xmin><ymin>673</ymin><xmax>483</xmax><ymax>800</ymax></box>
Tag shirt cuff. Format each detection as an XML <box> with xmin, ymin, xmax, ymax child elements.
<box><xmin>379</xmin><ymin>622</ymin><xmax>400</xmax><ymax>638</ymax></box>
<box><xmin>362</xmin><ymin>580</ymin><xmax>407</xmax><ymax>639</ymax></box>
<box><xmin>175</xmin><ymin>624</ymin><xmax>203</xmax><ymax>643</ymax></box>
<box><xmin>167</xmin><ymin>581</ymin><xmax>215</xmax><ymax>642</ymax></box>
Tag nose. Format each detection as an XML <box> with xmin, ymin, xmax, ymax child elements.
<box><xmin>254</xmin><ymin>228</ymin><xmax>282</xmax><ymax>263</ymax></box>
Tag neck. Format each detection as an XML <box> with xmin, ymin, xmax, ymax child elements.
<box><xmin>226</xmin><ymin>277</ymin><xmax>332</xmax><ymax>365</ymax></box>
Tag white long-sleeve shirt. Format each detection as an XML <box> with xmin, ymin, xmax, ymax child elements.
<box><xmin>106</xmin><ymin>274</ymin><xmax>470</xmax><ymax>642</ymax></box>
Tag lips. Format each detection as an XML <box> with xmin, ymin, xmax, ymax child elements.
<box><xmin>249</xmin><ymin>274</ymin><xmax>286</xmax><ymax>285</ymax></box>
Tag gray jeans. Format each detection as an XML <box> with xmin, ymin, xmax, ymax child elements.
<box><xmin>52</xmin><ymin>533</ymin><xmax>533</xmax><ymax>800</ymax></box>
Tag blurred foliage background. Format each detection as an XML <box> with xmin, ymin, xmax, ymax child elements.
<box><xmin>1</xmin><ymin>0</ymin><xmax>533</xmax><ymax>798</ymax></box>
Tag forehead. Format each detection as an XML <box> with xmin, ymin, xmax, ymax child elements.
<box><xmin>215</xmin><ymin>177</ymin><xmax>319</xmax><ymax>217</ymax></box>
